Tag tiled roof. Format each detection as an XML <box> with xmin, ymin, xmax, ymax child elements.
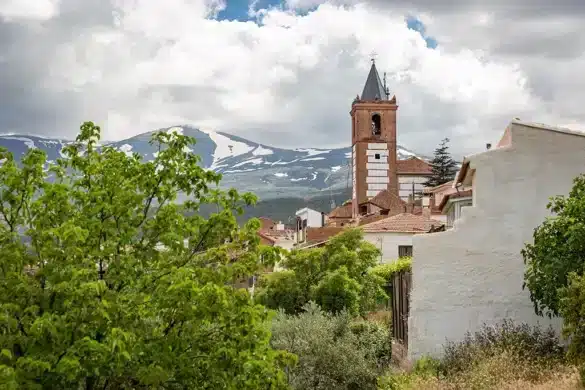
<box><xmin>366</xmin><ymin>190</ymin><xmax>406</xmax><ymax>213</ymax></box>
<box><xmin>438</xmin><ymin>190</ymin><xmax>473</xmax><ymax>211</ymax></box>
<box><xmin>306</xmin><ymin>227</ymin><xmax>344</xmax><ymax>242</ymax></box>
<box><xmin>329</xmin><ymin>203</ymin><xmax>352</xmax><ymax>219</ymax></box>
<box><xmin>361</xmin><ymin>213</ymin><xmax>444</xmax><ymax>233</ymax></box>
<box><xmin>397</xmin><ymin>157</ymin><xmax>432</xmax><ymax>175</ymax></box>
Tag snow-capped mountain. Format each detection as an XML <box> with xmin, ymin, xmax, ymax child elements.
<box><xmin>0</xmin><ymin>126</ymin><xmax>424</xmax><ymax>201</ymax></box>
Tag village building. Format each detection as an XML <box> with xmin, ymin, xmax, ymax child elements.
<box><xmin>361</xmin><ymin>213</ymin><xmax>444</xmax><ymax>262</ymax></box>
<box><xmin>407</xmin><ymin>119</ymin><xmax>581</xmax><ymax>360</ymax></box>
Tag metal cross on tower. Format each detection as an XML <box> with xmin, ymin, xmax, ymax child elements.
<box><xmin>370</xmin><ymin>51</ymin><xmax>378</xmax><ymax>64</ymax></box>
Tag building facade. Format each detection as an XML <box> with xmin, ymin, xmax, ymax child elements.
<box><xmin>407</xmin><ymin>120</ymin><xmax>580</xmax><ymax>360</ymax></box>
<box><xmin>351</xmin><ymin>60</ymin><xmax>399</xmax><ymax>219</ymax></box>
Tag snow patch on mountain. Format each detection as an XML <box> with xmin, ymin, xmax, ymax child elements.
<box><xmin>331</xmin><ymin>166</ymin><xmax>342</xmax><ymax>172</ymax></box>
<box><xmin>199</xmin><ymin>127</ymin><xmax>254</xmax><ymax>168</ymax></box>
<box><xmin>252</xmin><ymin>146</ymin><xmax>273</xmax><ymax>156</ymax></box>
<box><xmin>274</xmin><ymin>172</ymin><xmax>288</xmax><ymax>178</ymax></box>
<box><xmin>302</xmin><ymin>157</ymin><xmax>326</xmax><ymax>161</ymax></box>
<box><xmin>295</xmin><ymin>148</ymin><xmax>330</xmax><ymax>157</ymax></box>
<box><xmin>233</xmin><ymin>158</ymin><xmax>263</xmax><ymax>168</ymax></box>
<box><xmin>3</xmin><ymin>136</ymin><xmax>36</xmax><ymax>149</ymax></box>
<box><xmin>119</xmin><ymin>144</ymin><xmax>133</xmax><ymax>156</ymax></box>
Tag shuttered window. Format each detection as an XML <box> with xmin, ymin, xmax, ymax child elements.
<box><xmin>398</xmin><ymin>245</ymin><xmax>413</xmax><ymax>258</ymax></box>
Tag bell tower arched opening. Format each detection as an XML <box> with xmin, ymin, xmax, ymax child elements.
<box><xmin>372</xmin><ymin>113</ymin><xmax>381</xmax><ymax>136</ymax></box>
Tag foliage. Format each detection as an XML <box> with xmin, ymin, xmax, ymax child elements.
<box><xmin>256</xmin><ymin>229</ymin><xmax>387</xmax><ymax>316</ymax></box>
<box><xmin>440</xmin><ymin>319</ymin><xmax>564</xmax><ymax>375</ymax></box>
<box><xmin>270</xmin><ymin>302</ymin><xmax>391</xmax><ymax>390</ymax></box>
<box><xmin>423</xmin><ymin>138</ymin><xmax>459</xmax><ymax>188</ymax></box>
<box><xmin>559</xmin><ymin>272</ymin><xmax>585</xmax><ymax>365</ymax></box>
<box><xmin>522</xmin><ymin>174</ymin><xmax>585</xmax><ymax>318</ymax></box>
<box><xmin>379</xmin><ymin>320</ymin><xmax>569</xmax><ymax>390</ymax></box>
<box><xmin>369</xmin><ymin>257</ymin><xmax>412</xmax><ymax>283</ymax></box>
<box><xmin>0</xmin><ymin>122</ymin><xmax>292</xmax><ymax>388</ymax></box>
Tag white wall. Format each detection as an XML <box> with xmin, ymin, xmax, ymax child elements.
<box><xmin>295</xmin><ymin>208</ymin><xmax>323</xmax><ymax>228</ymax></box>
<box><xmin>398</xmin><ymin>175</ymin><xmax>427</xmax><ymax>200</ymax></box>
<box><xmin>408</xmin><ymin>122</ymin><xmax>585</xmax><ymax>360</ymax></box>
<box><xmin>363</xmin><ymin>232</ymin><xmax>414</xmax><ymax>262</ymax></box>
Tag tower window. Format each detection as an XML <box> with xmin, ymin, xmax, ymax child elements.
<box><xmin>371</xmin><ymin>114</ymin><xmax>381</xmax><ymax>136</ymax></box>
<box><xmin>375</xmin><ymin>153</ymin><xmax>380</xmax><ymax>160</ymax></box>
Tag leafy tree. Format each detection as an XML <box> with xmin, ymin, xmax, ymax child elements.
<box><xmin>0</xmin><ymin>122</ymin><xmax>292</xmax><ymax>389</ymax></box>
<box><xmin>522</xmin><ymin>174</ymin><xmax>585</xmax><ymax>317</ymax></box>
<box><xmin>270</xmin><ymin>302</ymin><xmax>392</xmax><ymax>390</ymax></box>
<box><xmin>256</xmin><ymin>229</ymin><xmax>386</xmax><ymax>316</ymax></box>
<box><xmin>423</xmin><ymin>138</ymin><xmax>459</xmax><ymax>188</ymax></box>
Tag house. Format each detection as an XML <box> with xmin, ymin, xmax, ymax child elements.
<box><xmin>361</xmin><ymin>212</ymin><xmax>444</xmax><ymax>263</ymax></box>
<box><xmin>397</xmin><ymin>156</ymin><xmax>433</xmax><ymax>202</ymax></box>
<box><xmin>407</xmin><ymin>120</ymin><xmax>582</xmax><ymax>360</ymax></box>
<box><xmin>421</xmin><ymin>180</ymin><xmax>473</xmax><ymax>226</ymax></box>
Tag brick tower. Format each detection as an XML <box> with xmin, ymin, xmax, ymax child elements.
<box><xmin>351</xmin><ymin>59</ymin><xmax>399</xmax><ymax>219</ymax></box>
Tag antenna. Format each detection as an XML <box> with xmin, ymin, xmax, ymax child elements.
<box><xmin>383</xmin><ymin>72</ymin><xmax>390</xmax><ymax>100</ymax></box>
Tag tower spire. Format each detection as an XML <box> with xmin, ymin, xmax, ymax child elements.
<box><xmin>361</xmin><ymin>54</ymin><xmax>387</xmax><ymax>101</ymax></box>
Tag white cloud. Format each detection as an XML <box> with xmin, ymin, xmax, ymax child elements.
<box><xmin>0</xmin><ymin>0</ymin><xmax>60</xmax><ymax>20</ymax></box>
<box><xmin>3</xmin><ymin>0</ymin><xmax>583</xmax><ymax>158</ymax></box>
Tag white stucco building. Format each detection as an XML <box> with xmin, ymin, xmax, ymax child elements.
<box><xmin>361</xmin><ymin>213</ymin><xmax>444</xmax><ymax>262</ymax></box>
<box><xmin>407</xmin><ymin>120</ymin><xmax>583</xmax><ymax>360</ymax></box>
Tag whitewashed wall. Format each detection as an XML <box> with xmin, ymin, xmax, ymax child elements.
<box><xmin>408</xmin><ymin>122</ymin><xmax>585</xmax><ymax>360</ymax></box>
<box><xmin>363</xmin><ymin>232</ymin><xmax>414</xmax><ymax>262</ymax></box>
<box><xmin>398</xmin><ymin>175</ymin><xmax>427</xmax><ymax>201</ymax></box>
<box><xmin>366</xmin><ymin>143</ymin><xmax>389</xmax><ymax>198</ymax></box>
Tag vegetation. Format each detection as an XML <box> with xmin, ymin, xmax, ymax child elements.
<box><xmin>0</xmin><ymin>122</ymin><xmax>292</xmax><ymax>388</ymax></box>
<box><xmin>369</xmin><ymin>257</ymin><xmax>412</xmax><ymax>283</ymax></box>
<box><xmin>270</xmin><ymin>302</ymin><xmax>392</xmax><ymax>390</ymax></box>
<box><xmin>522</xmin><ymin>174</ymin><xmax>585</xmax><ymax>372</ymax></box>
<box><xmin>379</xmin><ymin>320</ymin><xmax>574</xmax><ymax>389</ymax></box>
<box><xmin>255</xmin><ymin>229</ymin><xmax>387</xmax><ymax>316</ymax></box>
<box><xmin>423</xmin><ymin>137</ymin><xmax>459</xmax><ymax>188</ymax></box>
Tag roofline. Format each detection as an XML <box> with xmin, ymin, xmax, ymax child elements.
<box><xmin>511</xmin><ymin>119</ymin><xmax>585</xmax><ymax>138</ymax></box>
<box><xmin>257</xmin><ymin>231</ymin><xmax>277</xmax><ymax>244</ymax></box>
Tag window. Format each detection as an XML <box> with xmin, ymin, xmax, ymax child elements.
<box><xmin>359</xmin><ymin>205</ymin><xmax>368</xmax><ymax>215</ymax></box>
<box><xmin>371</xmin><ymin>114</ymin><xmax>381</xmax><ymax>136</ymax></box>
<box><xmin>375</xmin><ymin>153</ymin><xmax>380</xmax><ymax>160</ymax></box>
<box><xmin>398</xmin><ymin>245</ymin><xmax>413</xmax><ymax>258</ymax></box>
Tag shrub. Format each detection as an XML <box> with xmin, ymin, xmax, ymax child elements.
<box><xmin>441</xmin><ymin>319</ymin><xmax>565</xmax><ymax>375</ymax></box>
<box><xmin>369</xmin><ymin>257</ymin><xmax>412</xmax><ymax>283</ymax></box>
<box><xmin>270</xmin><ymin>302</ymin><xmax>392</xmax><ymax>390</ymax></box>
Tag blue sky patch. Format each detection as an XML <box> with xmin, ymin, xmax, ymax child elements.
<box><xmin>217</xmin><ymin>0</ymin><xmax>283</xmax><ymax>21</ymax></box>
<box><xmin>406</xmin><ymin>16</ymin><xmax>438</xmax><ymax>49</ymax></box>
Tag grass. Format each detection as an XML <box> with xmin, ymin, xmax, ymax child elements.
<box><xmin>378</xmin><ymin>319</ymin><xmax>584</xmax><ymax>390</ymax></box>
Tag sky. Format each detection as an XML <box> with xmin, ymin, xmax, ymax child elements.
<box><xmin>0</xmin><ymin>0</ymin><xmax>584</xmax><ymax>156</ymax></box>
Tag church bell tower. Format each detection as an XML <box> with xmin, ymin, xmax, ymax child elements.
<box><xmin>351</xmin><ymin>59</ymin><xmax>399</xmax><ymax>219</ymax></box>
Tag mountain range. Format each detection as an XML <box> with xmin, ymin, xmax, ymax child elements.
<box><xmin>0</xmin><ymin>126</ymin><xmax>426</xmax><ymax>222</ymax></box>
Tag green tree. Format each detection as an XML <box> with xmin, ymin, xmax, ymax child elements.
<box><xmin>0</xmin><ymin>122</ymin><xmax>292</xmax><ymax>389</ymax></box>
<box><xmin>256</xmin><ymin>229</ymin><xmax>386</xmax><ymax>316</ymax></box>
<box><xmin>423</xmin><ymin>138</ymin><xmax>459</xmax><ymax>188</ymax></box>
<box><xmin>522</xmin><ymin>174</ymin><xmax>585</xmax><ymax>371</ymax></box>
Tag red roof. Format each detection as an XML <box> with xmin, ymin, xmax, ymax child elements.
<box><xmin>328</xmin><ymin>203</ymin><xmax>352</xmax><ymax>219</ymax></box>
<box><xmin>438</xmin><ymin>190</ymin><xmax>473</xmax><ymax>211</ymax></box>
<box><xmin>397</xmin><ymin>157</ymin><xmax>432</xmax><ymax>175</ymax></box>
<box><xmin>365</xmin><ymin>190</ymin><xmax>406</xmax><ymax>213</ymax></box>
<box><xmin>361</xmin><ymin>213</ymin><xmax>444</xmax><ymax>233</ymax></box>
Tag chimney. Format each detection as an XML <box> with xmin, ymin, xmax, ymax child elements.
<box><xmin>486</xmin><ymin>143</ymin><xmax>492</xmax><ymax>150</ymax></box>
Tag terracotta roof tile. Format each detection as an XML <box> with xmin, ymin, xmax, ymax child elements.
<box><xmin>328</xmin><ymin>203</ymin><xmax>352</xmax><ymax>219</ymax></box>
<box><xmin>361</xmin><ymin>213</ymin><xmax>444</xmax><ymax>233</ymax></box>
<box><xmin>397</xmin><ymin>157</ymin><xmax>432</xmax><ymax>175</ymax></box>
<box><xmin>306</xmin><ymin>227</ymin><xmax>344</xmax><ymax>242</ymax></box>
<box><xmin>438</xmin><ymin>189</ymin><xmax>473</xmax><ymax>211</ymax></box>
<box><xmin>365</xmin><ymin>190</ymin><xmax>407</xmax><ymax>213</ymax></box>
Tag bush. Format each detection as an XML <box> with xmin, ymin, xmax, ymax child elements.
<box><xmin>379</xmin><ymin>320</ymin><xmax>571</xmax><ymax>390</ymax></box>
<box><xmin>369</xmin><ymin>257</ymin><xmax>412</xmax><ymax>283</ymax></box>
<box><xmin>441</xmin><ymin>319</ymin><xmax>565</xmax><ymax>375</ymax></box>
<box><xmin>270</xmin><ymin>302</ymin><xmax>392</xmax><ymax>390</ymax></box>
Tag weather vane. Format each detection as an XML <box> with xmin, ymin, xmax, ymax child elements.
<box><xmin>370</xmin><ymin>51</ymin><xmax>378</xmax><ymax>64</ymax></box>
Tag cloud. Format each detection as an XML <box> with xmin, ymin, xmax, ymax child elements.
<box><xmin>0</xmin><ymin>0</ymin><xmax>582</xmax><ymax>158</ymax></box>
